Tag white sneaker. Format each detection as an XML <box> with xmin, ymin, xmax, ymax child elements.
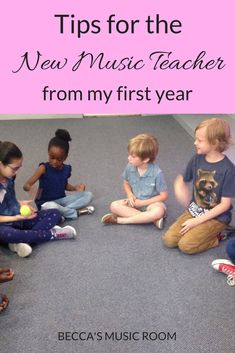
<box><xmin>155</xmin><ymin>217</ymin><xmax>164</xmax><ymax>230</ymax></box>
<box><xmin>8</xmin><ymin>243</ymin><xmax>32</xmax><ymax>258</ymax></box>
<box><xmin>52</xmin><ymin>225</ymin><xmax>77</xmax><ymax>240</ymax></box>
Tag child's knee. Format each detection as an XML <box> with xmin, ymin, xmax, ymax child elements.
<box><xmin>148</xmin><ymin>203</ymin><xmax>166</xmax><ymax>219</ymax></box>
<box><xmin>110</xmin><ymin>200</ymin><xmax>120</xmax><ymax>213</ymax></box>
<box><xmin>178</xmin><ymin>238</ymin><xmax>195</xmax><ymax>254</ymax></box>
<box><xmin>162</xmin><ymin>231</ymin><xmax>179</xmax><ymax>248</ymax></box>
<box><xmin>153</xmin><ymin>208</ymin><xmax>165</xmax><ymax>222</ymax></box>
<box><xmin>41</xmin><ymin>201</ymin><xmax>58</xmax><ymax>209</ymax></box>
<box><xmin>40</xmin><ymin>208</ymin><xmax>61</xmax><ymax>222</ymax></box>
<box><xmin>85</xmin><ymin>191</ymin><xmax>93</xmax><ymax>203</ymax></box>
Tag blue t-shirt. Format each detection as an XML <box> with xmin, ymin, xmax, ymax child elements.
<box><xmin>0</xmin><ymin>177</ymin><xmax>20</xmax><ymax>225</ymax></box>
<box><xmin>183</xmin><ymin>154</ymin><xmax>235</xmax><ymax>223</ymax></box>
<box><xmin>122</xmin><ymin>163</ymin><xmax>167</xmax><ymax>200</ymax></box>
<box><xmin>35</xmin><ymin>162</ymin><xmax>72</xmax><ymax>209</ymax></box>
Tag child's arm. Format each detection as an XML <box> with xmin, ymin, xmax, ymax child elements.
<box><xmin>23</xmin><ymin>165</ymin><xmax>45</xmax><ymax>199</ymax></box>
<box><xmin>132</xmin><ymin>191</ymin><xmax>168</xmax><ymax>208</ymax></box>
<box><xmin>0</xmin><ymin>213</ymin><xmax>37</xmax><ymax>223</ymax></box>
<box><xmin>18</xmin><ymin>200</ymin><xmax>37</xmax><ymax>215</ymax></box>
<box><xmin>65</xmin><ymin>183</ymin><xmax>86</xmax><ymax>192</ymax></box>
<box><xmin>0</xmin><ymin>202</ymin><xmax>37</xmax><ymax>223</ymax></box>
<box><xmin>0</xmin><ymin>215</ymin><xmax>23</xmax><ymax>223</ymax></box>
<box><xmin>180</xmin><ymin>197</ymin><xmax>232</xmax><ymax>235</ymax></box>
<box><xmin>123</xmin><ymin>180</ymin><xmax>136</xmax><ymax>206</ymax></box>
<box><xmin>174</xmin><ymin>174</ymin><xmax>191</xmax><ymax>207</ymax></box>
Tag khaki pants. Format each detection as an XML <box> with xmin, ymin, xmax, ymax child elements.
<box><xmin>162</xmin><ymin>211</ymin><xmax>226</xmax><ymax>254</ymax></box>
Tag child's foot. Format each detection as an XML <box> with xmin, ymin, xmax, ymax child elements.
<box><xmin>211</xmin><ymin>259</ymin><xmax>234</xmax><ymax>266</ymax></box>
<box><xmin>0</xmin><ymin>268</ymin><xmax>14</xmax><ymax>283</ymax></box>
<box><xmin>59</xmin><ymin>216</ymin><xmax>65</xmax><ymax>225</ymax></box>
<box><xmin>211</xmin><ymin>259</ymin><xmax>235</xmax><ymax>286</ymax></box>
<box><xmin>154</xmin><ymin>210</ymin><xmax>167</xmax><ymax>230</ymax></box>
<box><xmin>77</xmin><ymin>205</ymin><xmax>95</xmax><ymax>216</ymax></box>
<box><xmin>217</xmin><ymin>231</ymin><xmax>228</xmax><ymax>241</ymax></box>
<box><xmin>211</xmin><ymin>259</ymin><xmax>234</xmax><ymax>271</ymax></box>
<box><xmin>155</xmin><ymin>217</ymin><xmax>164</xmax><ymax>230</ymax></box>
<box><xmin>101</xmin><ymin>213</ymin><xmax>118</xmax><ymax>224</ymax></box>
<box><xmin>51</xmin><ymin>225</ymin><xmax>77</xmax><ymax>240</ymax></box>
<box><xmin>0</xmin><ymin>294</ymin><xmax>9</xmax><ymax>313</ymax></box>
<box><xmin>8</xmin><ymin>243</ymin><xmax>32</xmax><ymax>258</ymax></box>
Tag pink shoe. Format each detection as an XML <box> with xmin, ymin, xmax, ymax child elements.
<box><xmin>211</xmin><ymin>259</ymin><xmax>235</xmax><ymax>286</ymax></box>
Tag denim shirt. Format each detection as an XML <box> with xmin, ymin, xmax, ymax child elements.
<box><xmin>0</xmin><ymin>177</ymin><xmax>20</xmax><ymax>222</ymax></box>
<box><xmin>122</xmin><ymin>163</ymin><xmax>167</xmax><ymax>200</ymax></box>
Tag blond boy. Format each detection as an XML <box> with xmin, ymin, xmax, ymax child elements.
<box><xmin>102</xmin><ymin>133</ymin><xmax>168</xmax><ymax>228</ymax></box>
<box><xmin>163</xmin><ymin>118</ymin><xmax>235</xmax><ymax>254</ymax></box>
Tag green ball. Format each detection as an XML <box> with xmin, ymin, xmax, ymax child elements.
<box><xmin>20</xmin><ymin>205</ymin><xmax>31</xmax><ymax>217</ymax></box>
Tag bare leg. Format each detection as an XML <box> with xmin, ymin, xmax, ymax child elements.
<box><xmin>111</xmin><ymin>199</ymin><xmax>141</xmax><ymax>217</ymax></box>
<box><xmin>111</xmin><ymin>200</ymin><xmax>165</xmax><ymax>225</ymax></box>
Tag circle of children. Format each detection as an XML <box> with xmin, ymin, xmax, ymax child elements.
<box><xmin>1</xmin><ymin>118</ymin><xmax>235</xmax><ymax>313</ymax></box>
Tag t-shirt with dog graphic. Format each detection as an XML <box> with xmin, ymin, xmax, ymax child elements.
<box><xmin>183</xmin><ymin>154</ymin><xmax>235</xmax><ymax>224</ymax></box>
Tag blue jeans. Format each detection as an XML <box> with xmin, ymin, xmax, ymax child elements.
<box><xmin>226</xmin><ymin>238</ymin><xmax>235</xmax><ymax>264</ymax></box>
<box><xmin>0</xmin><ymin>209</ymin><xmax>61</xmax><ymax>244</ymax></box>
<box><xmin>41</xmin><ymin>191</ymin><xmax>93</xmax><ymax>219</ymax></box>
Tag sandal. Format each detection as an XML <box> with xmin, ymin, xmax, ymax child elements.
<box><xmin>0</xmin><ymin>268</ymin><xmax>14</xmax><ymax>283</ymax></box>
<box><xmin>0</xmin><ymin>294</ymin><xmax>9</xmax><ymax>313</ymax></box>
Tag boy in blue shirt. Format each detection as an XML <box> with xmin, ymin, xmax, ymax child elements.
<box><xmin>102</xmin><ymin>133</ymin><xmax>168</xmax><ymax>229</ymax></box>
<box><xmin>163</xmin><ymin>118</ymin><xmax>235</xmax><ymax>254</ymax></box>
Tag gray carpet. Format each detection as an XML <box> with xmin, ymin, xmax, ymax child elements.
<box><xmin>0</xmin><ymin>116</ymin><xmax>234</xmax><ymax>353</ymax></box>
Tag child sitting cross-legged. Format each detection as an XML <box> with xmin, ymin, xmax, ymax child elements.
<box><xmin>101</xmin><ymin>133</ymin><xmax>168</xmax><ymax>229</ymax></box>
<box><xmin>0</xmin><ymin>141</ymin><xmax>76</xmax><ymax>258</ymax></box>
<box><xmin>24</xmin><ymin>129</ymin><xmax>95</xmax><ymax>220</ymax></box>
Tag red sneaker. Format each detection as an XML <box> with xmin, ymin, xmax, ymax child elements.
<box><xmin>211</xmin><ymin>259</ymin><xmax>235</xmax><ymax>286</ymax></box>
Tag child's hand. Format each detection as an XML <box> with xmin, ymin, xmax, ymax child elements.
<box><xmin>132</xmin><ymin>199</ymin><xmax>145</xmax><ymax>208</ymax></box>
<box><xmin>19</xmin><ymin>200</ymin><xmax>34</xmax><ymax>206</ymax></box>
<box><xmin>174</xmin><ymin>175</ymin><xmax>191</xmax><ymax>207</ymax></box>
<box><xmin>27</xmin><ymin>185</ymin><xmax>38</xmax><ymax>200</ymax></box>
<box><xmin>127</xmin><ymin>194</ymin><xmax>136</xmax><ymax>207</ymax></box>
<box><xmin>18</xmin><ymin>200</ymin><xmax>37</xmax><ymax>219</ymax></box>
<box><xmin>75</xmin><ymin>183</ymin><xmax>86</xmax><ymax>192</ymax></box>
<box><xmin>15</xmin><ymin>212</ymin><xmax>37</xmax><ymax>221</ymax></box>
<box><xmin>180</xmin><ymin>218</ymin><xmax>199</xmax><ymax>235</ymax></box>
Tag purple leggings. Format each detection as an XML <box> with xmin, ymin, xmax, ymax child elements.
<box><xmin>0</xmin><ymin>209</ymin><xmax>61</xmax><ymax>244</ymax></box>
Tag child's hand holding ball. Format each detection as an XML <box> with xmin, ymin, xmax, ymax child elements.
<box><xmin>20</xmin><ymin>205</ymin><xmax>32</xmax><ymax>217</ymax></box>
